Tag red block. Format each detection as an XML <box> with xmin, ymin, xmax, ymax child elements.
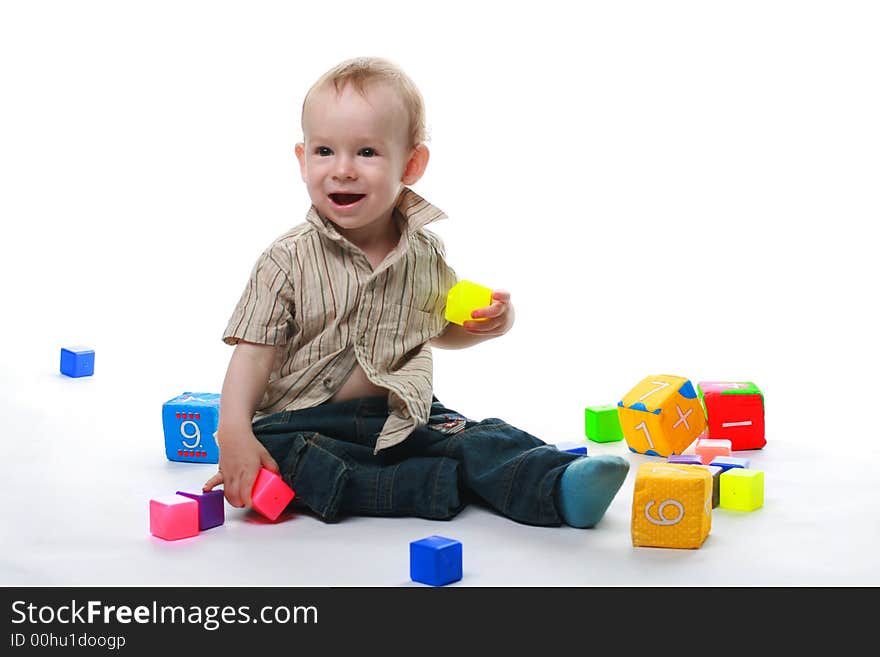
<box><xmin>699</xmin><ymin>381</ymin><xmax>766</xmax><ymax>450</ymax></box>
<box><xmin>251</xmin><ymin>467</ymin><xmax>295</xmax><ymax>521</ymax></box>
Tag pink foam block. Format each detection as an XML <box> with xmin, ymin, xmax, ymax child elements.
<box><xmin>251</xmin><ymin>468</ymin><xmax>295</xmax><ymax>521</ymax></box>
<box><xmin>695</xmin><ymin>438</ymin><xmax>732</xmax><ymax>465</ymax></box>
<box><xmin>150</xmin><ymin>494</ymin><xmax>199</xmax><ymax>541</ymax></box>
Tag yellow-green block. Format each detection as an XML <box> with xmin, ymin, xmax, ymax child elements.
<box><xmin>444</xmin><ymin>280</ymin><xmax>492</xmax><ymax>325</ymax></box>
<box><xmin>719</xmin><ymin>469</ymin><xmax>764</xmax><ymax>511</ymax></box>
<box><xmin>584</xmin><ymin>404</ymin><xmax>624</xmax><ymax>443</ymax></box>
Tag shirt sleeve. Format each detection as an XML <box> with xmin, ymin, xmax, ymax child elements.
<box><xmin>421</xmin><ymin>229</ymin><xmax>458</xmax><ymax>332</ymax></box>
<box><xmin>222</xmin><ymin>242</ymin><xmax>296</xmax><ymax>346</ymax></box>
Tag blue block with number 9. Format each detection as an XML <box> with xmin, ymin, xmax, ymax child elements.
<box><xmin>162</xmin><ymin>392</ymin><xmax>221</xmax><ymax>464</ymax></box>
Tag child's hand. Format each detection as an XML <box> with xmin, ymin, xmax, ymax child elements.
<box><xmin>462</xmin><ymin>289</ymin><xmax>515</xmax><ymax>337</ymax></box>
<box><xmin>203</xmin><ymin>428</ymin><xmax>280</xmax><ymax>509</ymax></box>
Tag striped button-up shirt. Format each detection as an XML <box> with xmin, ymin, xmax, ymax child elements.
<box><xmin>223</xmin><ymin>187</ymin><xmax>457</xmax><ymax>452</ymax></box>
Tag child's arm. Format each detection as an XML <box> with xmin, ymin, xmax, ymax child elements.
<box><xmin>203</xmin><ymin>341</ymin><xmax>280</xmax><ymax>508</ymax></box>
<box><xmin>431</xmin><ymin>289</ymin><xmax>515</xmax><ymax>350</ymax></box>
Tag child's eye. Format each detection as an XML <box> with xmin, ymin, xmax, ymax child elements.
<box><xmin>358</xmin><ymin>148</ymin><xmax>377</xmax><ymax>157</ymax></box>
<box><xmin>315</xmin><ymin>147</ymin><xmax>332</xmax><ymax>156</ymax></box>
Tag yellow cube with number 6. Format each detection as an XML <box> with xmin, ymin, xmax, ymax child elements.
<box><xmin>631</xmin><ymin>463</ymin><xmax>712</xmax><ymax>549</ymax></box>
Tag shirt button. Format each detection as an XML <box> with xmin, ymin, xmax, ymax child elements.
<box><xmin>323</xmin><ymin>378</ymin><xmax>332</xmax><ymax>388</ymax></box>
<box><xmin>358</xmin><ymin>335</ymin><xmax>367</xmax><ymax>346</ymax></box>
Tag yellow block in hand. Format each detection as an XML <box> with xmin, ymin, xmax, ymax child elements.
<box><xmin>444</xmin><ymin>280</ymin><xmax>492</xmax><ymax>325</ymax></box>
<box><xmin>631</xmin><ymin>463</ymin><xmax>712</xmax><ymax>549</ymax></box>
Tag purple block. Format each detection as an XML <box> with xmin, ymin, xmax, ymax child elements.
<box><xmin>702</xmin><ymin>465</ymin><xmax>723</xmax><ymax>508</ymax></box>
<box><xmin>176</xmin><ymin>489</ymin><xmax>225</xmax><ymax>530</ymax></box>
<box><xmin>709</xmin><ymin>455</ymin><xmax>751</xmax><ymax>472</ymax></box>
<box><xmin>667</xmin><ymin>454</ymin><xmax>703</xmax><ymax>466</ymax></box>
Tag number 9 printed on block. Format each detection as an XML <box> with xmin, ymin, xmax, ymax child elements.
<box><xmin>162</xmin><ymin>392</ymin><xmax>221</xmax><ymax>463</ymax></box>
<box><xmin>617</xmin><ymin>374</ymin><xmax>706</xmax><ymax>457</ymax></box>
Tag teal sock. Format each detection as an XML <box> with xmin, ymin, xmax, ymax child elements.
<box><xmin>555</xmin><ymin>455</ymin><xmax>630</xmax><ymax>528</ymax></box>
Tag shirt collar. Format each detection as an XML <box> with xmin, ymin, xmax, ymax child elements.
<box><xmin>304</xmin><ymin>187</ymin><xmax>448</xmax><ymax>245</ymax></box>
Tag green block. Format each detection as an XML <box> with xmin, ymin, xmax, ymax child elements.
<box><xmin>719</xmin><ymin>469</ymin><xmax>764</xmax><ymax>512</ymax></box>
<box><xmin>584</xmin><ymin>404</ymin><xmax>624</xmax><ymax>443</ymax></box>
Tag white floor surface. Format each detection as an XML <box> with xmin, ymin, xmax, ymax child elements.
<box><xmin>3</xmin><ymin>360</ymin><xmax>878</xmax><ymax>587</ymax></box>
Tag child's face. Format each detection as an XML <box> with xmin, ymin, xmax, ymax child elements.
<box><xmin>296</xmin><ymin>81</ymin><xmax>423</xmax><ymax>237</ymax></box>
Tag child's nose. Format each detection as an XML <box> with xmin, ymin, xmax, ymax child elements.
<box><xmin>333</xmin><ymin>155</ymin><xmax>357</xmax><ymax>180</ymax></box>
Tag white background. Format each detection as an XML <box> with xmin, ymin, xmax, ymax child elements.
<box><xmin>1</xmin><ymin>1</ymin><xmax>878</xmax><ymax>586</ymax></box>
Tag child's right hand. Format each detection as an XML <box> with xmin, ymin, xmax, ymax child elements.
<box><xmin>203</xmin><ymin>429</ymin><xmax>280</xmax><ymax>509</ymax></box>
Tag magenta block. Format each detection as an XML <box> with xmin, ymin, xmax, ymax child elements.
<box><xmin>251</xmin><ymin>468</ymin><xmax>295</xmax><ymax>521</ymax></box>
<box><xmin>176</xmin><ymin>489</ymin><xmax>225</xmax><ymax>530</ymax></box>
<box><xmin>149</xmin><ymin>494</ymin><xmax>198</xmax><ymax>541</ymax></box>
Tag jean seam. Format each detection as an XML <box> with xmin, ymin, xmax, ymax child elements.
<box><xmin>303</xmin><ymin>436</ymin><xmax>347</xmax><ymax>519</ymax></box>
<box><xmin>443</xmin><ymin>434</ymin><xmax>462</xmax><ymax>459</ymax></box>
<box><xmin>460</xmin><ymin>420</ymin><xmax>509</xmax><ymax>434</ymax></box>
<box><xmin>431</xmin><ymin>457</ymin><xmax>451</xmax><ymax>517</ymax></box>
<box><xmin>501</xmin><ymin>450</ymin><xmax>533</xmax><ymax>514</ymax></box>
<box><xmin>372</xmin><ymin>465</ymin><xmax>381</xmax><ymax>514</ymax></box>
<box><xmin>538</xmin><ymin>467</ymin><xmax>562</xmax><ymax>524</ymax></box>
<box><xmin>387</xmin><ymin>462</ymin><xmax>400</xmax><ymax>513</ymax></box>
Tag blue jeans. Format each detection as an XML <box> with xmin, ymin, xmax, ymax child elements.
<box><xmin>253</xmin><ymin>397</ymin><xmax>582</xmax><ymax>526</ymax></box>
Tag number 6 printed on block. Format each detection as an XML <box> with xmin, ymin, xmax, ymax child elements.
<box><xmin>644</xmin><ymin>499</ymin><xmax>684</xmax><ymax>526</ymax></box>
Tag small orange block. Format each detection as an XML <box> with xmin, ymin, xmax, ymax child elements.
<box><xmin>695</xmin><ymin>437</ymin><xmax>732</xmax><ymax>464</ymax></box>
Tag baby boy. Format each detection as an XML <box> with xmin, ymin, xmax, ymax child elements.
<box><xmin>204</xmin><ymin>57</ymin><xmax>629</xmax><ymax>527</ymax></box>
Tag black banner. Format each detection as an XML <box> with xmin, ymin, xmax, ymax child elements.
<box><xmin>0</xmin><ymin>586</ymin><xmax>869</xmax><ymax>651</ymax></box>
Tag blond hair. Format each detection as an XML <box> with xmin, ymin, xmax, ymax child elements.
<box><xmin>302</xmin><ymin>56</ymin><xmax>428</xmax><ymax>147</ymax></box>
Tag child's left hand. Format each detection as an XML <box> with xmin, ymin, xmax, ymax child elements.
<box><xmin>462</xmin><ymin>289</ymin><xmax>515</xmax><ymax>337</ymax></box>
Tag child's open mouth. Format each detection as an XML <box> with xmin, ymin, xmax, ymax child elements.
<box><xmin>329</xmin><ymin>193</ymin><xmax>366</xmax><ymax>207</ymax></box>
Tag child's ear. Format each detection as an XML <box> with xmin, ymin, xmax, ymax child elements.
<box><xmin>294</xmin><ymin>143</ymin><xmax>307</xmax><ymax>182</ymax></box>
<box><xmin>402</xmin><ymin>144</ymin><xmax>430</xmax><ymax>185</ymax></box>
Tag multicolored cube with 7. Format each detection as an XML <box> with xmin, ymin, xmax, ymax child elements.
<box><xmin>697</xmin><ymin>381</ymin><xmax>765</xmax><ymax>450</ymax></box>
<box><xmin>162</xmin><ymin>392</ymin><xmax>221</xmax><ymax>464</ymax></box>
<box><xmin>631</xmin><ymin>463</ymin><xmax>713</xmax><ymax>549</ymax></box>
<box><xmin>618</xmin><ymin>374</ymin><xmax>706</xmax><ymax>457</ymax></box>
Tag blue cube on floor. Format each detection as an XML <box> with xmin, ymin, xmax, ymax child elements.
<box><xmin>554</xmin><ymin>441</ymin><xmax>588</xmax><ymax>455</ymax></box>
<box><xmin>162</xmin><ymin>392</ymin><xmax>221</xmax><ymax>464</ymax></box>
<box><xmin>410</xmin><ymin>535</ymin><xmax>462</xmax><ymax>586</ymax></box>
<box><xmin>60</xmin><ymin>346</ymin><xmax>95</xmax><ymax>378</ymax></box>
<box><xmin>709</xmin><ymin>455</ymin><xmax>751</xmax><ymax>472</ymax></box>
